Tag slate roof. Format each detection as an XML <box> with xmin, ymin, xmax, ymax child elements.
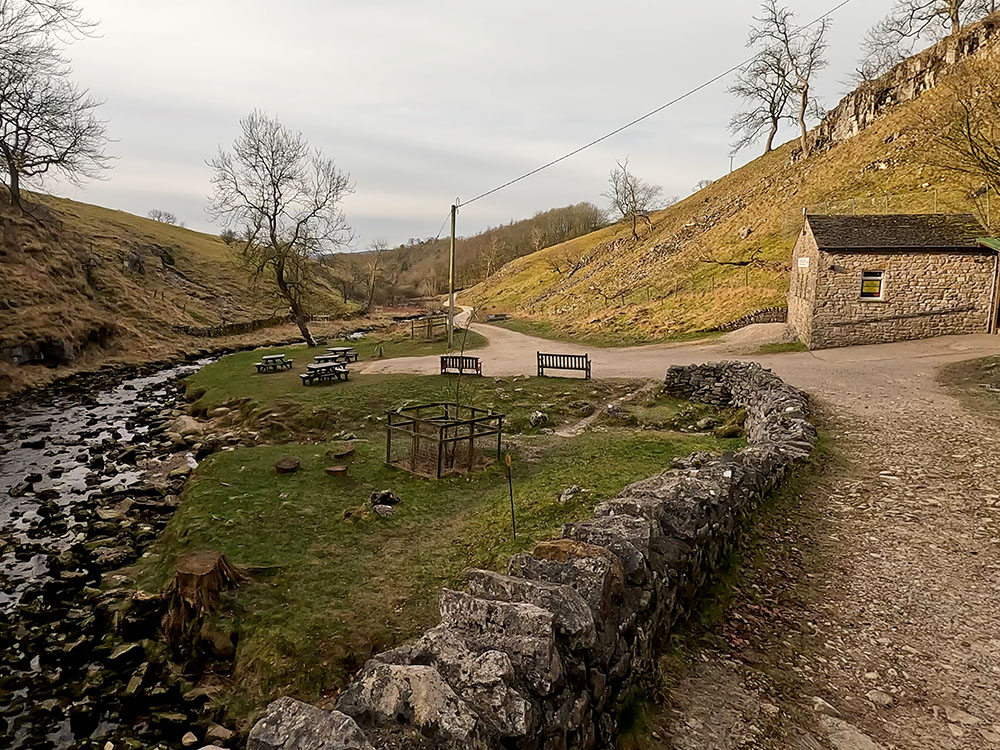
<box><xmin>806</xmin><ymin>214</ymin><xmax>988</xmax><ymax>251</ymax></box>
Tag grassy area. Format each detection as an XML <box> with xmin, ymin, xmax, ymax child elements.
<box><xmin>753</xmin><ymin>340</ymin><xmax>807</xmax><ymax>355</ymax></box>
<box><xmin>134</xmin><ymin>354</ymin><xmax>743</xmax><ymax>725</ymax></box>
<box><xmin>485</xmin><ymin>317</ymin><xmax>722</xmax><ymax>348</ymax></box>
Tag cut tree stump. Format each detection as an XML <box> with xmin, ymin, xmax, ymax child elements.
<box><xmin>327</xmin><ymin>445</ymin><xmax>356</xmax><ymax>462</ymax></box>
<box><xmin>162</xmin><ymin>550</ymin><xmax>245</xmax><ymax>642</ymax></box>
<box><xmin>274</xmin><ymin>456</ymin><xmax>300</xmax><ymax>474</ymax></box>
<box><xmin>325</xmin><ymin>465</ymin><xmax>348</xmax><ymax>477</ymax></box>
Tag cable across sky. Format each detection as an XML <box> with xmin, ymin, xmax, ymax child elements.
<box><xmin>459</xmin><ymin>0</ymin><xmax>856</xmax><ymax>209</ymax></box>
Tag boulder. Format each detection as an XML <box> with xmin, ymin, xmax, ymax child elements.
<box><xmin>378</xmin><ymin>625</ymin><xmax>537</xmax><ymax>738</ymax></box>
<box><xmin>465</xmin><ymin>569</ymin><xmax>595</xmax><ymax>650</ymax></box>
<box><xmin>438</xmin><ymin>589</ymin><xmax>562</xmax><ymax>696</ymax></box>
<box><xmin>248</xmin><ymin>697</ymin><xmax>374</xmax><ymax>750</ymax></box>
<box><xmin>170</xmin><ymin>416</ymin><xmax>205</xmax><ymax>437</ymax></box>
<box><xmin>337</xmin><ymin>662</ymin><xmax>492</xmax><ymax>748</ymax></box>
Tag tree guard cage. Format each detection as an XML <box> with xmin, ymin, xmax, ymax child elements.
<box><xmin>386</xmin><ymin>402</ymin><xmax>505</xmax><ymax>479</ymax></box>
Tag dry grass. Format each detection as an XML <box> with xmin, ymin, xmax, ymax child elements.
<box><xmin>0</xmin><ymin>194</ymin><xmax>353</xmax><ymax>396</ymax></box>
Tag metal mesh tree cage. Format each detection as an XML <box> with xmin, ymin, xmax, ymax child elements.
<box><xmin>385</xmin><ymin>402</ymin><xmax>504</xmax><ymax>479</ymax></box>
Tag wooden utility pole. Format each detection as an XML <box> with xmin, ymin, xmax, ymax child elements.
<box><xmin>448</xmin><ymin>204</ymin><xmax>457</xmax><ymax>348</ymax></box>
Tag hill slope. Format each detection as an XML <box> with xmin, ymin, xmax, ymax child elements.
<box><xmin>0</xmin><ymin>195</ymin><xmax>349</xmax><ymax>394</ymax></box>
<box><xmin>466</xmin><ymin>16</ymin><xmax>1000</xmax><ymax>344</ymax></box>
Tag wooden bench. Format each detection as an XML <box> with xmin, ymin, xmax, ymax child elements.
<box><xmin>440</xmin><ymin>355</ymin><xmax>482</xmax><ymax>376</ymax></box>
<box><xmin>537</xmin><ymin>352</ymin><xmax>591</xmax><ymax>379</ymax></box>
<box><xmin>255</xmin><ymin>355</ymin><xmax>293</xmax><ymax>373</ymax></box>
<box><xmin>300</xmin><ymin>363</ymin><xmax>349</xmax><ymax>385</ymax></box>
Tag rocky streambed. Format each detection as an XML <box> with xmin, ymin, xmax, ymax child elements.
<box><xmin>0</xmin><ymin>361</ymin><xmax>240</xmax><ymax>750</ymax></box>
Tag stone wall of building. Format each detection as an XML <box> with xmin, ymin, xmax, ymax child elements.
<box><xmin>244</xmin><ymin>362</ymin><xmax>817</xmax><ymax>750</ymax></box>
<box><xmin>787</xmin><ymin>228</ymin><xmax>821</xmax><ymax>348</ymax></box>
<box><xmin>806</xmin><ymin>250</ymin><xmax>996</xmax><ymax>349</ymax></box>
<box><xmin>811</xmin><ymin>13</ymin><xmax>1000</xmax><ymax>154</ymax></box>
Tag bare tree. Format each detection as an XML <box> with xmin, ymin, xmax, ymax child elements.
<box><xmin>363</xmin><ymin>239</ymin><xmax>388</xmax><ymax>312</ymax></box>
<box><xmin>208</xmin><ymin>110</ymin><xmax>353</xmax><ymax>346</ymax></box>
<box><xmin>729</xmin><ymin>45</ymin><xmax>794</xmax><ymax>155</ymax></box>
<box><xmin>923</xmin><ymin>59</ymin><xmax>1000</xmax><ymax>204</ymax></box>
<box><xmin>0</xmin><ymin>64</ymin><xmax>109</xmax><ymax>209</ymax></box>
<box><xmin>480</xmin><ymin>235</ymin><xmax>506</xmax><ymax>278</ymax></box>
<box><xmin>856</xmin><ymin>0</ymin><xmax>996</xmax><ymax>82</ymax></box>
<box><xmin>0</xmin><ymin>1</ymin><xmax>107</xmax><ymax>209</ymax></box>
<box><xmin>751</xmin><ymin>1</ymin><xmax>829</xmax><ymax>159</ymax></box>
<box><xmin>602</xmin><ymin>158</ymin><xmax>664</xmax><ymax>240</ymax></box>
<box><xmin>148</xmin><ymin>209</ymin><xmax>183</xmax><ymax>226</ymax></box>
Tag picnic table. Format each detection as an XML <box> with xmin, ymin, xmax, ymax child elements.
<box><xmin>324</xmin><ymin>347</ymin><xmax>360</xmax><ymax>363</ymax></box>
<box><xmin>255</xmin><ymin>354</ymin><xmax>293</xmax><ymax>373</ymax></box>
<box><xmin>314</xmin><ymin>353</ymin><xmax>344</xmax><ymax>363</ymax></box>
<box><xmin>300</xmin><ymin>362</ymin><xmax>349</xmax><ymax>385</ymax></box>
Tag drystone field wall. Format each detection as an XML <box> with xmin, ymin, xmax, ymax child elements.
<box><xmin>244</xmin><ymin>362</ymin><xmax>817</xmax><ymax>750</ymax></box>
<box><xmin>812</xmin><ymin>12</ymin><xmax>1000</xmax><ymax>153</ymax></box>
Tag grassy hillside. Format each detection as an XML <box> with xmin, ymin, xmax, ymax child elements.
<box><xmin>334</xmin><ymin>202</ymin><xmax>606</xmax><ymax>301</ymax></box>
<box><xmin>0</xmin><ymin>195</ymin><xmax>352</xmax><ymax>395</ymax></box>
<box><xmin>465</xmin><ymin>46</ymin><xmax>997</xmax><ymax>344</ymax></box>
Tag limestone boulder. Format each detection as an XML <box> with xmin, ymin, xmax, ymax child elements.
<box><xmin>378</xmin><ymin>625</ymin><xmax>537</xmax><ymax>738</ymax></box>
<box><xmin>247</xmin><ymin>697</ymin><xmax>373</xmax><ymax>750</ymax></box>
<box><xmin>465</xmin><ymin>569</ymin><xmax>596</xmax><ymax>650</ymax></box>
<box><xmin>438</xmin><ymin>589</ymin><xmax>563</xmax><ymax>696</ymax></box>
<box><xmin>337</xmin><ymin>662</ymin><xmax>494</xmax><ymax>748</ymax></box>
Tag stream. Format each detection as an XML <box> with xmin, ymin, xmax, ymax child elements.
<box><xmin>0</xmin><ymin>361</ymin><xmax>217</xmax><ymax>749</ymax></box>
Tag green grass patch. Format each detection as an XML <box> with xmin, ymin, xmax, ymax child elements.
<box><xmin>486</xmin><ymin>318</ymin><xmax>721</xmax><ymax>348</ymax></box>
<box><xmin>753</xmin><ymin>340</ymin><xmax>807</xmax><ymax>355</ymax></box>
<box><xmin>137</xmin><ymin>363</ymin><xmax>743</xmax><ymax>725</ymax></box>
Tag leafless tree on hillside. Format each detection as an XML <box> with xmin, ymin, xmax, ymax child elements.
<box><xmin>362</xmin><ymin>239</ymin><xmax>388</xmax><ymax>312</ymax></box>
<box><xmin>480</xmin><ymin>235</ymin><xmax>506</xmax><ymax>279</ymax></box>
<box><xmin>922</xmin><ymin>59</ymin><xmax>1000</xmax><ymax>219</ymax></box>
<box><xmin>729</xmin><ymin>45</ymin><xmax>795</xmax><ymax>156</ymax></box>
<box><xmin>603</xmin><ymin>158</ymin><xmax>664</xmax><ymax>241</ymax></box>
<box><xmin>855</xmin><ymin>0</ymin><xmax>996</xmax><ymax>83</ymax></box>
<box><xmin>148</xmin><ymin>209</ymin><xmax>183</xmax><ymax>226</ymax></box>
<box><xmin>692</xmin><ymin>179</ymin><xmax>715</xmax><ymax>192</ymax></box>
<box><xmin>752</xmin><ymin>1</ymin><xmax>829</xmax><ymax>159</ymax></box>
<box><xmin>0</xmin><ymin>0</ymin><xmax>107</xmax><ymax>209</ymax></box>
<box><xmin>0</xmin><ymin>62</ymin><xmax>109</xmax><ymax>209</ymax></box>
<box><xmin>208</xmin><ymin>110</ymin><xmax>354</xmax><ymax>346</ymax></box>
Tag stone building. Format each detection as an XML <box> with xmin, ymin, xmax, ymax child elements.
<box><xmin>788</xmin><ymin>214</ymin><xmax>999</xmax><ymax>349</ymax></box>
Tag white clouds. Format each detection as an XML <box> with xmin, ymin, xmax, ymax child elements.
<box><xmin>51</xmin><ymin>0</ymin><xmax>890</xmax><ymax>245</ymax></box>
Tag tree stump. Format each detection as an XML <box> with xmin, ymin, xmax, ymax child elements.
<box><xmin>325</xmin><ymin>465</ymin><xmax>348</xmax><ymax>477</ymax></box>
<box><xmin>326</xmin><ymin>445</ymin><xmax>355</xmax><ymax>462</ymax></box>
<box><xmin>274</xmin><ymin>456</ymin><xmax>300</xmax><ymax>474</ymax></box>
<box><xmin>162</xmin><ymin>550</ymin><xmax>245</xmax><ymax>643</ymax></box>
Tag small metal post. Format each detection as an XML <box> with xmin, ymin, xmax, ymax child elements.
<box><xmin>505</xmin><ymin>453</ymin><xmax>516</xmax><ymax>541</ymax></box>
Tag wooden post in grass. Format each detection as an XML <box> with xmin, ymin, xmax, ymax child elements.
<box><xmin>505</xmin><ymin>453</ymin><xmax>516</xmax><ymax>541</ymax></box>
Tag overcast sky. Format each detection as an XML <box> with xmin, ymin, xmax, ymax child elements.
<box><xmin>49</xmin><ymin>0</ymin><xmax>889</xmax><ymax>248</ymax></box>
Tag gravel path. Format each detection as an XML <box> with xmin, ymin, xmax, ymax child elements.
<box><xmin>661</xmin><ymin>339</ymin><xmax>1000</xmax><ymax>750</ymax></box>
<box><xmin>364</xmin><ymin>321</ymin><xmax>1000</xmax><ymax>749</ymax></box>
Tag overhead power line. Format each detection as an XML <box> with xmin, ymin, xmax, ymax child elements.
<box><xmin>461</xmin><ymin>0</ymin><xmax>855</xmax><ymax>208</ymax></box>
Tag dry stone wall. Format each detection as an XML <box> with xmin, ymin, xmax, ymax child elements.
<box><xmin>244</xmin><ymin>362</ymin><xmax>817</xmax><ymax>750</ymax></box>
